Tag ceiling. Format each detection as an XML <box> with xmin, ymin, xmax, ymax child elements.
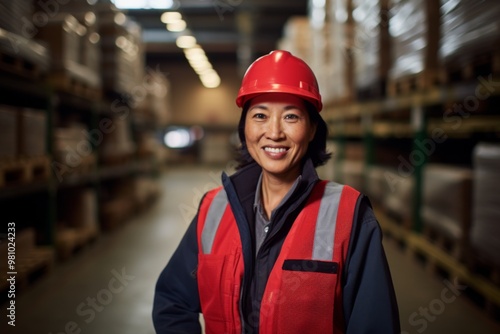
<box><xmin>122</xmin><ymin>0</ymin><xmax>309</xmax><ymax>71</ymax></box>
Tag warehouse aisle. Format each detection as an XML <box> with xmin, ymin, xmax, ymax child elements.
<box><xmin>2</xmin><ymin>166</ymin><xmax>500</xmax><ymax>334</ymax></box>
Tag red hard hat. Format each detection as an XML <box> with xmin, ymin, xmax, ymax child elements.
<box><xmin>236</xmin><ymin>50</ymin><xmax>323</xmax><ymax>112</ymax></box>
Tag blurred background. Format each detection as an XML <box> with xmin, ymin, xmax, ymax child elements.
<box><xmin>0</xmin><ymin>0</ymin><xmax>499</xmax><ymax>333</ymax></box>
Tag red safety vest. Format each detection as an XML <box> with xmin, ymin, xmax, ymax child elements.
<box><xmin>196</xmin><ymin>180</ymin><xmax>360</xmax><ymax>334</ymax></box>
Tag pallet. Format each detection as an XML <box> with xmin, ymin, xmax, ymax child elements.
<box><xmin>0</xmin><ymin>247</ymin><xmax>55</xmax><ymax>299</ymax></box>
<box><xmin>100</xmin><ymin>153</ymin><xmax>134</xmax><ymax>166</ymax></box>
<box><xmin>0</xmin><ymin>51</ymin><xmax>44</xmax><ymax>79</ymax></box>
<box><xmin>355</xmin><ymin>78</ymin><xmax>387</xmax><ymax>101</ymax></box>
<box><xmin>49</xmin><ymin>72</ymin><xmax>102</xmax><ymax>101</ymax></box>
<box><xmin>377</xmin><ymin>208</ymin><xmax>500</xmax><ymax>322</ymax></box>
<box><xmin>441</xmin><ymin>50</ymin><xmax>500</xmax><ymax>84</ymax></box>
<box><xmin>422</xmin><ymin>225</ymin><xmax>464</xmax><ymax>260</ymax></box>
<box><xmin>387</xmin><ymin>69</ymin><xmax>442</xmax><ymax>97</ymax></box>
<box><xmin>421</xmin><ymin>225</ymin><xmax>466</xmax><ymax>275</ymax></box>
<box><xmin>55</xmin><ymin>225</ymin><xmax>99</xmax><ymax>261</ymax></box>
<box><xmin>0</xmin><ymin>156</ymin><xmax>51</xmax><ymax>187</ymax></box>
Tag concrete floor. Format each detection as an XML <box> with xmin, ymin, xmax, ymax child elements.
<box><xmin>1</xmin><ymin>166</ymin><xmax>500</xmax><ymax>334</ymax></box>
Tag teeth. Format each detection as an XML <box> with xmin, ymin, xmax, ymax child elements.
<box><xmin>264</xmin><ymin>147</ymin><xmax>287</xmax><ymax>153</ymax></box>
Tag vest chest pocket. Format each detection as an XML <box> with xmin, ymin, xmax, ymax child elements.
<box><xmin>277</xmin><ymin>259</ymin><xmax>339</xmax><ymax>334</ymax></box>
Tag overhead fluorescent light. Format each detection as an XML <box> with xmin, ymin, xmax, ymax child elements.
<box><xmin>113</xmin><ymin>0</ymin><xmax>176</xmax><ymax>9</ymax></box>
<box><xmin>161</xmin><ymin>11</ymin><xmax>182</xmax><ymax>24</ymax></box>
<box><xmin>167</xmin><ymin>20</ymin><xmax>186</xmax><ymax>32</ymax></box>
<box><xmin>176</xmin><ymin>35</ymin><xmax>197</xmax><ymax>48</ymax></box>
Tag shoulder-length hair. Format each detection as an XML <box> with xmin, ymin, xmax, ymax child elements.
<box><xmin>235</xmin><ymin>101</ymin><xmax>331</xmax><ymax>170</ymax></box>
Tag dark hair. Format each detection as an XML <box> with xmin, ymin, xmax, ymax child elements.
<box><xmin>236</xmin><ymin>101</ymin><xmax>331</xmax><ymax>170</ymax></box>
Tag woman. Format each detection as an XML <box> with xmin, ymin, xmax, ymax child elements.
<box><xmin>153</xmin><ymin>50</ymin><xmax>400</xmax><ymax>333</ymax></box>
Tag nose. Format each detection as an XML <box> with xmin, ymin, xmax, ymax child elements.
<box><xmin>266</xmin><ymin>115</ymin><xmax>285</xmax><ymax>140</ymax></box>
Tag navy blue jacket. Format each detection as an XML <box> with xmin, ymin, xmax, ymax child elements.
<box><xmin>153</xmin><ymin>160</ymin><xmax>400</xmax><ymax>333</ymax></box>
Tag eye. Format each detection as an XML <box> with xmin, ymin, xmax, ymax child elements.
<box><xmin>252</xmin><ymin>113</ymin><xmax>267</xmax><ymax>120</ymax></box>
<box><xmin>284</xmin><ymin>113</ymin><xmax>300</xmax><ymax>122</ymax></box>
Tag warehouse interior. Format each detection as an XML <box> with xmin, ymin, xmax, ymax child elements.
<box><xmin>0</xmin><ymin>0</ymin><xmax>500</xmax><ymax>333</ymax></box>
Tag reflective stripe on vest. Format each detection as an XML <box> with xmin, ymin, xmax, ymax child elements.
<box><xmin>200</xmin><ymin>188</ymin><xmax>228</xmax><ymax>254</ymax></box>
<box><xmin>197</xmin><ymin>181</ymin><xmax>360</xmax><ymax>334</ymax></box>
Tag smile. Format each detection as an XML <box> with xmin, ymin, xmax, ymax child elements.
<box><xmin>263</xmin><ymin>147</ymin><xmax>289</xmax><ymax>153</ymax></box>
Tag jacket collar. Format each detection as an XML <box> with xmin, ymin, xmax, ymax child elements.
<box><xmin>221</xmin><ymin>158</ymin><xmax>320</xmax><ymax>223</ymax></box>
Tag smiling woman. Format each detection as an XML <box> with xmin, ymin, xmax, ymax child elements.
<box><xmin>153</xmin><ymin>50</ymin><xmax>401</xmax><ymax>334</ymax></box>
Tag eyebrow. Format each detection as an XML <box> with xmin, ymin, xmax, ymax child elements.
<box><xmin>249</xmin><ymin>104</ymin><xmax>304</xmax><ymax>111</ymax></box>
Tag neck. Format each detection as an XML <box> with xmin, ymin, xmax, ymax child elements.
<box><xmin>260</xmin><ymin>167</ymin><xmax>300</xmax><ymax>219</ymax></box>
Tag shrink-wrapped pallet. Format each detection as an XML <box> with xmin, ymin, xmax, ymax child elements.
<box><xmin>470</xmin><ymin>143</ymin><xmax>500</xmax><ymax>267</ymax></box>
<box><xmin>439</xmin><ymin>0</ymin><xmax>500</xmax><ymax>66</ymax></box>
<box><xmin>352</xmin><ymin>0</ymin><xmax>390</xmax><ymax>99</ymax></box>
<box><xmin>0</xmin><ymin>0</ymin><xmax>34</xmax><ymax>37</ymax></box>
<box><xmin>36</xmin><ymin>14</ymin><xmax>100</xmax><ymax>89</ymax></box>
<box><xmin>98</xmin><ymin>6</ymin><xmax>145</xmax><ymax>96</ymax></box>
<box><xmin>421</xmin><ymin>164</ymin><xmax>473</xmax><ymax>243</ymax></box>
<box><xmin>388</xmin><ymin>0</ymin><xmax>440</xmax><ymax>81</ymax></box>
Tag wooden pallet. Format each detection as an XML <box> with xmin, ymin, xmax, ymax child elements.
<box><xmin>421</xmin><ymin>225</ymin><xmax>467</xmax><ymax>275</ymax></box>
<box><xmin>442</xmin><ymin>50</ymin><xmax>500</xmax><ymax>84</ymax></box>
<box><xmin>49</xmin><ymin>72</ymin><xmax>102</xmax><ymax>101</ymax></box>
<box><xmin>100</xmin><ymin>153</ymin><xmax>134</xmax><ymax>166</ymax></box>
<box><xmin>55</xmin><ymin>225</ymin><xmax>99</xmax><ymax>261</ymax></box>
<box><xmin>0</xmin><ymin>248</ymin><xmax>55</xmax><ymax>296</ymax></box>
<box><xmin>355</xmin><ymin>78</ymin><xmax>387</xmax><ymax>101</ymax></box>
<box><xmin>387</xmin><ymin>69</ymin><xmax>442</xmax><ymax>97</ymax></box>
<box><xmin>0</xmin><ymin>51</ymin><xmax>44</xmax><ymax>79</ymax></box>
<box><xmin>0</xmin><ymin>156</ymin><xmax>51</xmax><ymax>187</ymax></box>
<box><xmin>0</xmin><ymin>228</ymin><xmax>54</xmax><ymax>304</ymax></box>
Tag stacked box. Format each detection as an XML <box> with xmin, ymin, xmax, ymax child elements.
<box><xmin>388</xmin><ymin>0</ymin><xmax>440</xmax><ymax>79</ymax></box>
<box><xmin>277</xmin><ymin>16</ymin><xmax>313</xmax><ymax>67</ymax></box>
<box><xmin>365</xmin><ymin>165</ymin><xmax>390</xmax><ymax>206</ymax></box>
<box><xmin>340</xmin><ymin>160</ymin><xmax>365</xmax><ymax>191</ymax></box>
<box><xmin>137</xmin><ymin>69</ymin><xmax>171</xmax><ymax>125</ymax></box>
<box><xmin>470</xmin><ymin>143</ymin><xmax>500</xmax><ymax>267</ymax></box>
<box><xmin>0</xmin><ymin>105</ymin><xmax>18</xmax><ymax>159</ymax></box>
<box><xmin>352</xmin><ymin>0</ymin><xmax>390</xmax><ymax>99</ymax></box>
<box><xmin>100</xmin><ymin>117</ymin><xmax>136</xmax><ymax>160</ymax></box>
<box><xmin>35</xmin><ymin>14</ymin><xmax>100</xmax><ymax>89</ymax></box>
<box><xmin>325</xmin><ymin>0</ymin><xmax>355</xmax><ymax>105</ymax></box>
<box><xmin>439</xmin><ymin>0</ymin><xmax>500</xmax><ymax>65</ymax></box>
<box><xmin>53</xmin><ymin>124</ymin><xmax>92</xmax><ymax>167</ymax></box>
<box><xmin>97</xmin><ymin>5</ymin><xmax>145</xmax><ymax>96</ymax></box>
<box><xmin>0</xmin><ymin>1</ymin><xmax>50</xmax><ymax>73</ymax></box>
<box><xmin>421</xmin><ymin>164</ymin><xmax>473</xmax><ymax>243</ymax></box>
<box><xmin>19</xmin><ymin>108</ymin><xmax>47</xmax><ymax>157</ymax></box>
<box><xmin>0</xmin><ymin>0</ymin><xmax>34</xmax><ymax>37</ymax></box>
<box><xmin>36</xmin><ymin>14</ymin><xmax>84</xmax><ymax>69</ymax></box>
<box><xmin>59</xmin><ymin>188</ymin><xmax>98</xmax><ymax>230</ymax></box>
<box><xmin>383</xmin><ymin>168</ymin><xmax>415</xmax><ymax>225</ymax></box>
<box><xmin>71</xmin><ymin>11</ymin><xmax>102</xmax><ymax>84</ymax></box>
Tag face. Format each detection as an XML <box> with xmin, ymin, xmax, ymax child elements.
<box><xmin>244</xmin><ymin>93</ymin><xmax>316</xmax><ymax>179</ymax></box>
